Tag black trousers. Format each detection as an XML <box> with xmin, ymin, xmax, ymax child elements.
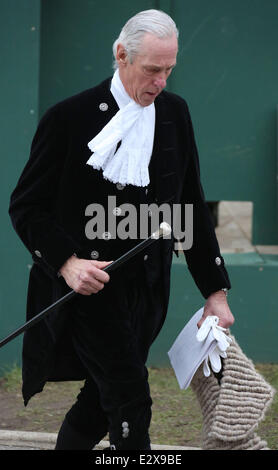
<box><xmin>58</xmin><ymin>264</ymin><xmax>165</xmax><ymax>450</ymax></box>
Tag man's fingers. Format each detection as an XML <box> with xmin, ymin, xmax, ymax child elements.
<box><xmin>60</xmin><ymin>257</ymin><xmax>114</xmax><ymax>295</ymax></box>
<box><xmin>90</xmin><ymin>260</ymin><xmax>113</xmax><ymax>283</ymax></box>
<box><xmin>197</xmin><ymin>311</ymin><xmax>234</xmax><ymax>330</ymax></box>
<box><xmin>92</xmin><ymin>267</ymin><xmax>111</xmax><ymax>283</ymax></box>
<box><xmin>78</xmin><ymin>271</ymin><xmax>105</xmax><ymax>291</ymax></box>
<box><xmin>93</xmin><ymin>260</ymin><xmax>113</xmax><ymax>268</ymax></box>
<box><xmin>75</xmin><ymin>278</ymin><xmax>104</xmax><ymax>295</ymax></box>
<box><xmin>74</xmin><ymin>260</ymin><xmax>114</xmax><ymax>294</ymax></box>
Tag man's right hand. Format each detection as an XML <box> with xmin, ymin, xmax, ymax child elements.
<box><xmin>59</xmin><ymin>255</ymin><xmax>112</xmax><ymax>295</ymax></box>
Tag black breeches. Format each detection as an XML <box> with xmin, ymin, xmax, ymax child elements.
<box><xmin>57</xmin><ymin>267</ymin><xmax>164</xmax><ymax>450</ymax></box>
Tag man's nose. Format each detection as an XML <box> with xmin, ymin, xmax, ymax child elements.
<box><xmin>154</xmin><ymin>77</ymin><xmax>167</xmax><ymax>89</ymax></box>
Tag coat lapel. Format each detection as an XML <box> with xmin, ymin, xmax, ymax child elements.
<box><xmin>90</xmin><ymin>77</ymin><xmax>119</xmax><ymax>134</ymax></box>
<box><xmin>149</xmin><ymin>93</ymin><xmax>178</xmax><ymax>203</ymax></box>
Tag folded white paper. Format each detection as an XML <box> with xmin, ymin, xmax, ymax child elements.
<box><xmin>168</xmin><ymin>307</ymin><xmax>218</xmax><ymax>389</ymax></box>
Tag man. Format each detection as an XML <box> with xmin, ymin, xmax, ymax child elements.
<box><xmin>9</xmin><ymin>10</ymin><xmax>234</xmax><ymax>450</ymax></box>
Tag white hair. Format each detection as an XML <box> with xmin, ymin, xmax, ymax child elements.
<box><xmin>112</xmin><ymin>9</ymin><xmax>179</xmax><ymax>70</ymax></box>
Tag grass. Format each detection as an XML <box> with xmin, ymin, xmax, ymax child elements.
<box><xmin>1</xmin><ymin>364</ymin><xmax>277</xmax><ymax>449</ymax></box>
<box><xmin>254</xmin><ymin>364</ymin><xmax>278</xmax><ymax>449</ymax></box>
<box><xmin>1</xmin><ymin>365</ymin><xmax>22</xmax><ymax>391</ymax></box>
<box><xmin>148</xmin><ymin>367</ymin><xmax>203</xmax><ymax>447</ymax></box>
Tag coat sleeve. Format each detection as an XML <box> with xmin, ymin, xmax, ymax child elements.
<box><xmin>9</xmin><ymin>104</ymin><xmax>83</xmax><ymax>279</ymax></box>
<box><xmin>179</xmin><ymin>101</ymin><xmax>231</xmax><ymax>298</ymax></box>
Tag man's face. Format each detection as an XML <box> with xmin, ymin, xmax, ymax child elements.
<box><xmin>117</xmin><ymin>33</ymin><xmax>178</xmax><ymax>107</ymax></box>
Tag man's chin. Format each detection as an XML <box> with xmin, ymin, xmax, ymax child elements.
<box><xmin>140</xmin><ymin>92</ymin><xmax>159</xmax><ymax>106</ymax></box>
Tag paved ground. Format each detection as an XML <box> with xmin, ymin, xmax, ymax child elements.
<box><xmin>215</xmin><ymin>201</ymin><xmax>278</xmax><ymax>255</ymax></box>
<box><xmin>0</xmin><ymin>429</ymin><xmax>198</xmax><ymax>451</ymax></box>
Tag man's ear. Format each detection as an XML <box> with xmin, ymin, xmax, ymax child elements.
<box><xmin>116</xmin><ymin>43</ymin><xmax>128</xmax><ymax>66</ymax></box>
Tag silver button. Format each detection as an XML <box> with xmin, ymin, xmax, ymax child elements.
<box><xmin>116</xmin><ymin>183</ymin><xmax>125</xmax><ymax>190</ymax></box>
<box><xmin>145</xmin><ymin>188</ymin><xmax>148</xmax><ymax>195</ymax></box>
<box><xmin>34</xmin><ymin>250</ymin><xmax>42</xmax><ymax>258</ymax></box>
<box><xmin>113</xmin><ymin>207</ymin><xmax>122</xmax><ymax>216</ymax></box>
<box><xmin>99</xmin><ymin>102</ymin><xmax>108</xmax><ymax>111</ymax></box>
<box><xmin>122</xmin><ymin>421</ymin><xmax>129</xmax><ymax>438</ymax></box>
<box><xmin>102</xmin><ymin>231</ymin><xmax>112</xmax><ymax>240</ymax></box>
<box><xmin>144</xmin><ymin>254</ymin><xmax>148</xmax><ymax>261</ymax></box>
<box><xmin>90</xmin><ymin>250</ymin><xmax>99</xmax><ymax>260</ymax></box>
<box><xmin>215</xmin><ymin>257</ymin><xmax>221</xmax><ymax>266</ymax></box>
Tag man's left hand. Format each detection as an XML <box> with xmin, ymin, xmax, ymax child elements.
<box><xmin>197</xmin><ymin>290</ymin><xmax>234</xmax><ymax>329</ymax></box>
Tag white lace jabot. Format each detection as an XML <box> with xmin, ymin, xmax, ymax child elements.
<box><xmin>86</xmin><ymin>69</ymin><xmax>155</xmax><ymax>187</ymax></box>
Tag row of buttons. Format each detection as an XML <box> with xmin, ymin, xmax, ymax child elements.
<box><xmin>34</xmin><ymin>249</ymin><xmax>220</xmax><ymax>265</ymax></box>
<box><xmin>115</xmin><ymin>182</ymin><xmax>149</xmax><ymax>196</ymax></box>
<box><xmin>122</xmin><ymin>421</ymin><xmax>129</xmax><ymax>439</ymax></box>
<box><xmin>34</xmin><ymin>246</ymin><xmax>219</xmax><ymax>266</ymax></box>
<box><xmin>90</xmin><ymin>250</ymin><xmax>148</xmax><ymax>261</ymax></box>
<box><xmin>34</xmin><ymin>249</ymin><xmax>149</xmax><ymax>262</ymax></box>
<box><xmin>110</xmin><ymin>206</ymin><xmax>152</xmax><ymax>217</ymax></box>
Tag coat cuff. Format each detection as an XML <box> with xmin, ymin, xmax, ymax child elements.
<box><xmin>30</xmin><ymin>227</ymin><xmax>82</xmax><ymax>279</ymax></box>
<box><xmin>187</xmin><ymin>254</ymin><xmax>231</xmax><ymax>299</ymax></box>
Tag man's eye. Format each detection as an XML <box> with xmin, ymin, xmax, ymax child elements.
<box><xmin>145</xmin><ymin>68</ymin><xmax>158</xmax><ymax>74</ymax></box>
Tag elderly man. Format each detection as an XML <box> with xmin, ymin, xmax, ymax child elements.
<box><xmin>9</xmin><ymin>10</ymin><xmax>234</xmax><ymax>450</ymax></box>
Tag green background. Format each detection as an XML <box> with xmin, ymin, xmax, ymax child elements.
<box><xmin>1</xmin><ymin>0</ymin><xmax>278</xmax><ymax>373</ymax></box>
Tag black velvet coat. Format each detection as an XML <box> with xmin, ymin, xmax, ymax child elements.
<box><xmin>9</xmin><ymin>78</ymin><xmax>231</xmax><ymax>405</ymax></box>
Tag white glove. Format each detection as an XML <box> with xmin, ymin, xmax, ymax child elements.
<box><xmin>196</xmin><ymin>315</ymin><xmax>232</xmax><ymax>377</ymax></box>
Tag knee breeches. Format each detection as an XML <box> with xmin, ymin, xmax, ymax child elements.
<box><xmin>64</xmin><ymin>270</ymin><xmax>162</xmax><ymax>450</ymax></box>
